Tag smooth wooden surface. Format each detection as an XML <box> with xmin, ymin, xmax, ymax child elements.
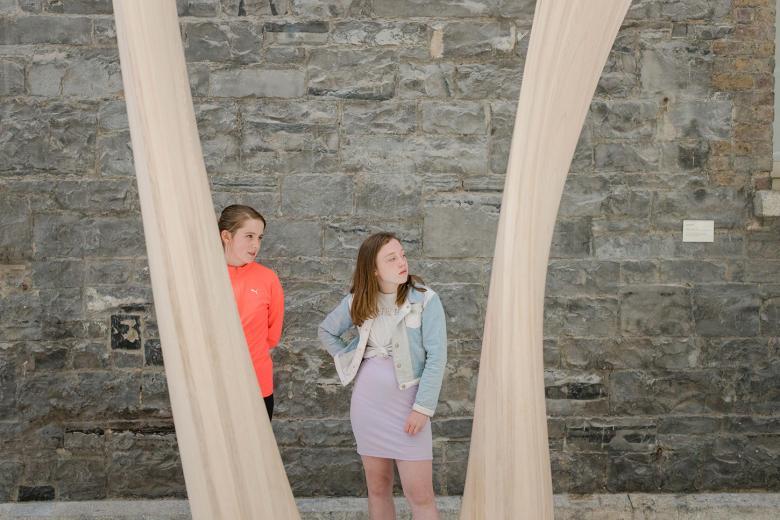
<box><xmin>460</xmin><ymin>1</ymin><xmax>631</xmax><ymax>518</ymax></box>
<box><xmin>112</xmin><ymin>2</ymin><xmax>300</xmax><ymax>518</ymax></box>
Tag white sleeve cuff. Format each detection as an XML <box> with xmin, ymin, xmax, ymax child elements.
<box><xmin>412</xmin><ymin>403</ymin><xmax>435</xmax><ymax>417</ymax></box>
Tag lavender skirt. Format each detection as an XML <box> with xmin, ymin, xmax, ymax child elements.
<box><xmin>350</xmin><ymin>356</ymin><xmax>432</xmax><ymax>461</ymax></box>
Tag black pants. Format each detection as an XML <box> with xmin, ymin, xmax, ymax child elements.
<box><xmin>263</xmin><ymin>394</ymin><xmax>274</xmax><ymax>421</ymax></box>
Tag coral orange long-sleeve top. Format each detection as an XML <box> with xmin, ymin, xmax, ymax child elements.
<box><xmin>227</xmin><ymin>261</ymin><xmax>284</xmax><ymax>398</ymax></box>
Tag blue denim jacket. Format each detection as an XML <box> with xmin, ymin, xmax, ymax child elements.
<box><xmin>317</xmin><ymin>286</ymin><xmax>447</xmax><ymax>417</ymax></box>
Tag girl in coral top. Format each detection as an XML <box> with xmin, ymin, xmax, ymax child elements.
<box><xmin>219</xmin><ymin>204</ymin><xmax>284</xmax><ymax>420</ymax></box>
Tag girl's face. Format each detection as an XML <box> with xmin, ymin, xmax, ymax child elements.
<box><xmin>222</xmin><ymin>218</ymin><xmax>264</xmax><ymax>266</ymax></box>
<box><xmin>375</xmin><ymin>239</ymin><xmax>408</xmax><ymax>290</ymax></box>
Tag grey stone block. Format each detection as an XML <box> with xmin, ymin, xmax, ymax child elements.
<box><xmin>241</xmin><ymin>100</ymin><xmax>339</xmax><ymax>161</ymax></box>
<box><xmin>342</xmin><ymin>101</ymin><xmax>417</xmax><ymax>134</ymax></box>
<box><xmin>0</xmin><ymin>15</ymin><xmax>93</xmax><ymax>44</ymax></box>
<box><xmin>264</xmin><ymin>45</ymin><xmax>307</xmax><ymax>65</ymax></box>
<box><xmin>561</xmin><ymin>337</ymin><xmax>699</xmax><ymax>371</ymax></box>
<box><xmin>661</xmin><ymin>100</ymin><xmax>732</xmax><ymax>140</ymax></box>
<box><xmin>0</xmin><ymin>59</ymin><xmax>24</xmax><ymax>95</ymax></box>
<box><xmin>282</xmin><ymin>174</ymin><xmax>353</xmax><ymax>217</ymax></box>
<box><xmin>746</xmin><ymin>230</ymin><xmax>780</xmax><ymax>259</ymax></box>
<box><xmin>373</xmin><ymin>0</ymin><xmax>496</xmax><ymax>17</ymax></box>
<box><xmin>140</xmin><ymin>372</ymin><xmax>171</xmax><ymax>415</ymax></box>
<box><xmin>291</xmin><ymin>0</ymin><xmax>370</xmax><ymax>18</ymax></box>
<box><xmin>759</xmin><ymin>285</ymin><xmax>780</xmax><ymax>336</ymax></box>
<box><xmin>454</xmin><ymin>63</ymin><xmax>522</xmax><ymax>99</ymax></box>
<box><xmin>593</xmin><ymin>233</ymin><xmax>676</xmax><ymax>260</ymax></box>
<box><xmin>0</xmin><ymin>100</ymin><xmax>97</xmax><ymax>174</ymax></box>
<box><xmin>263</xmin><ymin>220</ymin><xmax>322</xmax><ymax>257</ymax></box>
<box><xmin>421</xmin><ymin>101</ymin><xmax>487</xmax><ymax>135</ymax></box>
<box><xmin>694</xmin><ymin>284</ymin><xmax>760</xmax><ymax>337</ymax></box>
<box><xmin>98</xmin><ymin>131</ymin><xmax>134</xmax><ymax>177</ymax></box>
<box><xmin>50</xmin><ymin>180</ymin><xmax>135</xmax><ymax>213</ymax></box>
<box><xmin>355</xmin><ymin>174</ymin><xmax>420</xmax><ymax>218</ymax></box>
<box><xmin>699</xmin><ymin>338</ymin><xmax>775</xmax><ymax>369</ymax></box>
<box><xmin>545</xmin><ymin>260</ymin><xmax>620</xmax><ymax>296</ymax></box>
<box><xmin>551</xmin><ymin>451</ymin><xmax>609</xmax><ymax>494</ymax></box>
<box><xmin>435</xmin><ymin>283</ymin><xmax>486</xmax><ymax>339</ymax></box>
<box><xmin>544</xmin><ymin>296</ymin><xmax>619</xmax><ymax>337</ymax></box>
<box><xmin>177</xmin><ymin>0</ymin><xmax>219</xmax><ymax>17</ymax></box>
<box><xmin>0</xmin><ymin>195</ymin><xmax>32</xmax><ymax>262</ymax></box>
<box><xmin>42</xmin><ymin>0</ymin><xmax>113</xmax><ymax>14</ymax></box>
<box><xmin>413</xmin><ymin>259</ymin><xmax>489</xmax><ymax>286</ymax></box>
<box><xmin>308</xmin><ymin>49</ymin><xmax>397</xmax><ymax>100</ymax></box>
<box><xmin>641</xmin><ymin>39</ymin><xmax>713</xmax><ymax>95</ymax></box>
<box><xmin>753</xmin><ymin>190</ymin><xmax>780</xmax><ymax>217</ymax></box>
<box><xmin>221</xmin><ymin>0</ymin><xmax>290</xmax><ymax>16</ymax></box>
<box><xmin>591</xmin><ymin>100</ymin><xmax>657</xmax><ymax>139</ymax></box>
<box><xmin>324</xmin><ymin>219</ymin><xmax>422</xmax><ymax>258</ymax></box>
<box><xmin>398</xmin><ymin>62</ymin><xmax>456</xmax><ymax>98</ymax></box>
<box><xmin>595</xmin><ymin>143</ymin><xmax>661</xmax><ymax>172</ymax></box>
<box><xmin>496</xmin><ymin>0</ymin><xmax>535</xmax><ymax>19</ymax></box>
<box><xmin>184</xmin><ymin>21</ymin><xmax>262</xmax><ymax>63</ymax></box>
<box><xmin>661</xmin><ymin>0</ymin><xmax>732</xmax><ymax>21</ymax></box>
<box><xmin>620</xmin><ymin>285</ymin><xmax>693</xmax><ymax>336</ymax></box>
<box><xmin>550</xmin><ymin>219</ymin><xmax>593</xmax><ymax>258</ymax></box>
<box><xmin>18</xmin><ymin>371</ymin><xmax>142</xmax><ymax>422</ymax></box>
<box><xmin>72</xmin><ymin>342</ymin><xmax>110</xmax><ymax>370</ymax></box>
<box><xmin>342</xmin><ymin>134</ymin><xmax>488</xmax><ymax>175</ymax></box>
<box><xmin>438</xmin><ymin>20</ymin><xmax>515</xmax><ymax>58</ymax></box>
<box><xmin>423</xmin><ymin>194</ymin><xmax>499</xmax><ymax>258</ymax></box>
<box><xmin>331</xmin><ymin>20</ymin><xmax>427</xmax><ymax>47</ymax></box>
<box><xmin>107</xmin><ymin>431</ymin><xmax>185</xmax><ymax>498</ymax></box>
<box><xmin>55</xmin><ymin>457</ymin><xmax>107</xmax><ymax>500</ymax></box>
<box><xmin>210</xmin><ymin>67</ymin><xmax>305</xmax><ymax>98</ymax></box>
<box><xmin>609</xmin><ymin>370</ymin><xmax>735</xmax><ymax>415</ymax></box>
<box><xmin>194</xmin><ymin>101</ymin><xmax>240</xmax><ymax>172</ymax></box>
<box><xmin>281</xmin><ymin>446</ymin><xmax>364</xmax><ymax>496</ymax></box>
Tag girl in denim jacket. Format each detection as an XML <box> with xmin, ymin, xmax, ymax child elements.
<box><xmin>319</xmin><ymin>232</ymin><xmax>447</xmax><ymax>520</ymax></box>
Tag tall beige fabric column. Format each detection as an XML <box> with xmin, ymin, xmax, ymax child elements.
<box><xmin>460</xmin><ymin>1</ymin><xmax>630</xmax><ymax>518</ymax></box>
<box><xmin>112</xmin><ymin>2</ymin><xmax>299</xmax><ymax>518</ymax></box>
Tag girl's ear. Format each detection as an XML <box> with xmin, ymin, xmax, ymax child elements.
<box><xmin>220</xmin><ymin>229</ymin><xmax>232</xmax><ymax>244</ymax></box>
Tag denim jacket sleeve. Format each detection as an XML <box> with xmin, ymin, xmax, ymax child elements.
<box><xmin>413</xmin><ymin>292</ymin><xmax>447</xmax><ymax>417</ymax></box>
<box><xmin>318</xmin><ymin>294</ymin><xmax>354</xmax><ymax>357</ymax></box>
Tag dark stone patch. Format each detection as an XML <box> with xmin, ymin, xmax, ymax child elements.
<box><xmin>110</xmin><ymin>315</ymin><xmax>141</xmax><ymax>350</ymax></box>
<box><xmin>18</xmin><ymin>485</ymin><xmax>55</xmax><ymax>501</ymax></box>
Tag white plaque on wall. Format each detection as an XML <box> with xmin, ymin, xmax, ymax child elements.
<box><xmin>682</xmin><ymin>220</ymin><xmax>715</xmax><ymax>243</ymax></box>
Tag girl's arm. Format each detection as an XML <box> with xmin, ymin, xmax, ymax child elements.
<box><xmin>318</xmin><ymin>295</ymin><xmax>353</xmax><ymax>356</ymax></box>
<box><xmin>412</xmin><ymin>292</ymin><xmax>448</xmax><ymax>417</ymax></box>
<box><xmin>267</xmin><ymin>273</ymin><xmax>284</xmax><ymax>349</ymax></box>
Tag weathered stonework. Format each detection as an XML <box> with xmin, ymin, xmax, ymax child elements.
<box><xmin>0</xmin><ymin>0</ymin><xmax>779</xmax><ymax>503</ymax></box>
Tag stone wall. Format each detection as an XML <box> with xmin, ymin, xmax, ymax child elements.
<box><xmin>1</xmin><ymin>0</ymin><xmax>779</xmax><ymax>502</ymax></box>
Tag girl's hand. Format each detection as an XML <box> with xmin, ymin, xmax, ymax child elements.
<box><xmin>404</xmin><ymin>410</ymin><xmax>429</xmax><ymax>435</ymax></box>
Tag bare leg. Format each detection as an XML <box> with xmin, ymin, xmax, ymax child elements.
<box><xmin>396</xmin><ymin>459</ymin><xmax>438</xmax><ymax>520</ymax></box>
<box><xmin>362</xmin><ymin>455</ymin><xmax>396</xmax><ymax>520</ymax></box>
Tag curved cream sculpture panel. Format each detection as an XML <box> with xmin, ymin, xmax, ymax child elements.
<box><xmin>112</xmin><ymin>1</ymin><xmax>300</xmax><ymax>518</ymax></box>
<box><xmin>460</xmin><ymin>1</ymin><xmax>631</xmax><ymax>519</ymax></box>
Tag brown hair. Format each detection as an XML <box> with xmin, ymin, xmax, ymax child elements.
<box><xmin>218</xmin><ymin>204</ymin><xmax>266</xmax><ymax>241</ymax></box>
<box><xmin>349</xmin><ymin>232</ymin><xmax>425</xmax><ymax>326</ymax></box>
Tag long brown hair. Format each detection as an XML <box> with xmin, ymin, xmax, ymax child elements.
<box><xmin>349</xmin><ymin>232</ymin><xmax>425</xmax><ymax>326</ymax></box>
<box><xmin>218</xmin><ymin>204</ymin><xmax>266</xmax><ymax>241</ymax></box>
